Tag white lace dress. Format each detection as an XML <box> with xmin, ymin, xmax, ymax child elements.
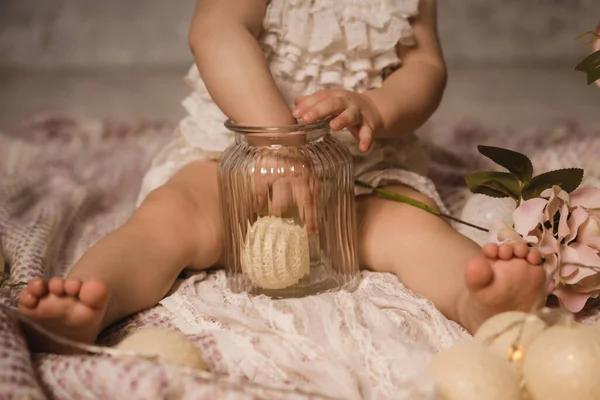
<box><xmin>137</xmin><ymin>0</ymin><xmax>446</xmax><ymax>213</ymax></box>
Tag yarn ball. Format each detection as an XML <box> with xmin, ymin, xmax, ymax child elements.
<box><xmin>522</xmin><ymin>323</ymin><xmax>600</xmax><ymax>400</ymax></box>
<box><xmin>115</xmin><ymin>327</ymin><xmax>208</xmax><ymax>370</ymax></box>
<box><xmin>427</xmin><ymin>342</ymin><xmax>522</xmax><ymax>400</ymax></box>
<box><xmin>474</xmin><ymin>311</ymin><xmax>546</xmax><ymax>371</ymax></box>
<box><xmin>241</xmin><ymin>216</ymin><xmax>310</xmax><ymax>289</ymax></box>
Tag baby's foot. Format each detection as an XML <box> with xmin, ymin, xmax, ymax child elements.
<box><xmin>18</xmin><ymin>277</ymin><xmax>109</xmax><ymax>353</ymax></box>
<box><xmin>461</xmin><ymin>243</ymin><xmax>546</xmax><ymax>333</ymax></box>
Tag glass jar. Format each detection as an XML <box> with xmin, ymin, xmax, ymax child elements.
<box><xmin>218</xmin><ymin>118</ymin><xmax>360</xmax><ymax>297</ymax></box>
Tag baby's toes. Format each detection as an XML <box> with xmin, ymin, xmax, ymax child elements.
<box><xmin>27</xmin><ymin>278</ymin><xmax>48</xmax><ymax>297</ymax></box>
<box><xmin>19</xmin><ymin>279</ymin><xmax>48</xmax><ymax>309</ymax></box>
<box><xmin>498</xmin><ymin>244</ymin><xmax>515</xmax><ymax>260</ymax></box>
<box><xmin>513</xmin><ymin>243</ymin><xmax>529</xmax><ymax>259</ymax></box>
<box><xmin>64</xmin><ymin>279</ymin><xmax>82</xmax><ymax>296</ymax></box>
<box><xmin>18</xmin><ymin>288</ymin><xmax>39</xmax><ymax>309</ymax></box>
<box><xmin>48</xmin><ymin>277</ymin><xmax>66</xmax><ymax>296</ymax></box>
<box><xmin>482</xmin><ymin>243</ymin><xmax>499</xmax><ymax>259</ymax></box>
<box><xmin>526</xmin><ymin>248</ymin><xmax>543</xmax><ymax>265</ymax></box>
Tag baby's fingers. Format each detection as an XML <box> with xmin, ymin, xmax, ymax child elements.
<box><xmin>292</xmin><ymin>178</ymin><xmax>318</xmax><ymax>235</ymax></box>
<box><xmin>352</xmin><ymin>125</ymin><xmax>373</xmax><ymax>152</ymax></box>
<box><xmin>330</xmin><ymin>107</ymin><xmax>360</xmax><ymax>131</ymax></box>
<box><xmin>269</xmin><ymin>179</ymin><xmax>294</xmax><ymax>217</ymax></box>
<box><xmin>295</xmin><ymin>96</ymin><xmax>347</xmax><ymax>124</ymax></box>
<box><xmin>293</xmin><ymin>90</ymin><xmax>328</xmax><ymax>109</ymax></box>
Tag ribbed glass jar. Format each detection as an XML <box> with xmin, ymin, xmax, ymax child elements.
<box><xmin>218</xmin><ymin>118</ymin><xmax>360</xmax><ymax>297</ymax></box>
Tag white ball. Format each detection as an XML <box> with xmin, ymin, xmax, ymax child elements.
<box><xmin>522</xmin><ymin>323</ymin><xmax>600</xmax><ymax>400</ymax></box>
<box><xmin>427</xmin><ymin>343</ymin><xmax>522</xmax><ymax>400</ymax></box>
<box><xmin>458</xmin><ymin>195</ymin><xmax>516</xmax><ymax>245</ymax></box>
<box><xmin>241</xmin><ymin>216</ymin><xmax>310</xmax><ymax>289</ymax></box>
<box><xmin>115</xmin><ymin>328</ymin><xmax>208</xmax><ymax>370</ymax></box>
<box><xmin>474</xmin><ymin>311</ymin><xmax>546</xmax><ymax>371</ymax></box>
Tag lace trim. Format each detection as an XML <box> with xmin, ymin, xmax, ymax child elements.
<box><xmin>159</xmin><ymin>270</ymin><xmax>468</xmax><ymax>399</ymax></box>
<box><xmin>261</xmin><ymin>0</ymin><xmax>419</xmax><ymax>92</ymax></box>
<box><xmin>179</xmin><ymin>66</ymin><xmax>234</xmax><ymax>152</ymax></box>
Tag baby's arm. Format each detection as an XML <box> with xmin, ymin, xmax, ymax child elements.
<box><xmin>364</xmin><ymin>0</ymin><xmax>447</xmax><ymax>138</ymax></box>
<box><xmin>189</xmin><ymin>0</ymin><xmax>296</xmax><ymax>126</ymax></box>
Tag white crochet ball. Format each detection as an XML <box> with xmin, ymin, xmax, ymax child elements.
<box><xmin>474</xmin><ymin>311</ymin><xmax>546</xmax><ymax>371</ymax></box>
<box><xmin>241</xmin><ymin>216</ymin><xmax>310</xmax><ymax>290</ymax></box>
<box><xmin>115</xmin><ymin>328</ymin><xmax>208</xmax><ymax>370</ymax></box>
<box><xmin>522</xmin><ymin>323</ymin><xmax>600</xmax><ymax>400</ymax></box>
<box><xmin>427</xmin><ymin>342</ymin><xmax>521</xmax><ymax>400</ymax></box>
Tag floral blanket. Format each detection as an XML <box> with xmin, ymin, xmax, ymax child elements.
<box><xmin>1</xmin><ymin>114</ymin><xmax>599</xmax><ymax>399</ymax></box>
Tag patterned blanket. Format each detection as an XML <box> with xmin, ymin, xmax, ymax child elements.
<box><xmin>1</xmin><ymin>114</ymin><xmax>599</xmax><ymax>399</ymax></box>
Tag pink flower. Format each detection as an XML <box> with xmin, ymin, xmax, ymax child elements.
<box><xmin>489</xmin><ymin>185</ymin><xmax>600</xmax><ymax>312</ymax></box>
<box><xmin>578</xmin><ymin>214</ymin><xmax>600</xmax><ymax>249</ymax></box>
<box><xmin>488</xmin><ymin>219</ymin><xmax>528</xmax><ymax>246</ymax></box>
<box><xmin>571</xmin><ymin>185</ymin><xmax>600</xmax><ymax>210</ymax></box>
<box><xmin>571</xmin><ymin>186</ymin><xmax>600</xmax><ymax>252</ymax></box>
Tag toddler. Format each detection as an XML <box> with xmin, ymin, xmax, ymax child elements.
<box><xmin>18</xmin><ymin>0</ymin><xmax>546</xmax><ymax>352</ymax></box>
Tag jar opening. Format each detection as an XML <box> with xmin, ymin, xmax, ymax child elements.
<box><xmin>224</xmin><ymin>116</ymin><xmax>333</xmax><ymax>136</ymax></box>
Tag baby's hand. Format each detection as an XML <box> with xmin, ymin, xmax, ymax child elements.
<box><xmin>253</xmin><ymin>147</ymin><xmax>318</xmax><ymax>235</ymax></box>
<box><xmin>292</xmin><ymin>89</ymin><xmax>383</xmax><ymax>152</ymax></box>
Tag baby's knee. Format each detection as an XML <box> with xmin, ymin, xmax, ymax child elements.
<box><xmin>135</xmin><ymin>184</ymin><xmax>223</xmax><ymax>266</ymax></box>
<box><xmin>381</xmin><ymin>184</ymin><xmax>440</xmax><ymax>211</ymax></box>
<box><xmin>136</xmin><ymin>185</ymin><xmax>198</xmax><ymax>228</ymax></box>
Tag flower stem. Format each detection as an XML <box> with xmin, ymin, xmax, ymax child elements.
<box><xmin>354</xmin><ymin>180</ymin><xmax>489</xmax><ymax>232</ymax></box>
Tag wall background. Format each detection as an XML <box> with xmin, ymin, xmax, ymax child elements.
<box><xmin>0</xmin><ymin>0</ymin><xmax>598</xmax><ymax>130</ymax></box>
<box><xmin>1</xmin><ymin>0</ymin><xmax>597</xmax><ymax>68</ymax></box>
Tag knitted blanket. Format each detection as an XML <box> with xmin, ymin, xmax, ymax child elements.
<box><xmin>1</xmin><ymin>114</ymin><xmax>599</xmax><ymax>399</ymax></box>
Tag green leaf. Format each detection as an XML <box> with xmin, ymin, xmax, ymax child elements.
<box><xmin>466</xmin><ymin>171</ymin><xmax>522</xmax><ymax>199</ymax></box>
<box><xmin>521</xmin><ymin>168</ymin><xmax>585</xmax><ymax>200</ymax></box>
<box><xmin>575</xmin><ymin>49</ymin><xmax>600</xmax><ymax>85</ymax></box>
<box><xmin>477</xmin><ymin>145</ymin><xmax>534</xmax><ymax>182</ymax></box>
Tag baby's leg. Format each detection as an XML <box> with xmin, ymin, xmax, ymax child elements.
<box><xmin>357</xmin><ymin>185</ymin><xmax>546</xmax><ymax>334</ymax></box>
<box><xmin>18</xmin><ymin>161</ymin><xmax>222</xmax><ymax>352</ymax></box>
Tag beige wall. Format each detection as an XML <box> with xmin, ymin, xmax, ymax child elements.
<box><xmin>0</xmin><ymin>0</ymin><xmax>597</xmax><ymax>68</ymax></box>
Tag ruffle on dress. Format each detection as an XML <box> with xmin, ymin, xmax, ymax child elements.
<box><xmin>179</xmin><ymin>66</ymin><xmax>234</xmax><ymax>155</ymax></box>
<box><xmin>261</xmin><ymin>0</ymin><xmax>419</xmax><ymax>93</ymax></box>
